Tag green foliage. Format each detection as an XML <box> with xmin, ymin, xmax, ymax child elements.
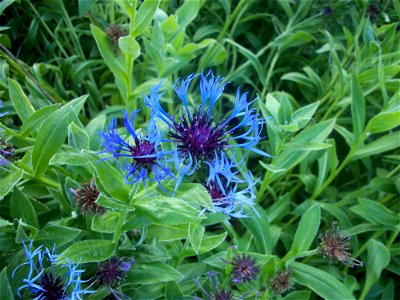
<box><xmin>0</xmin><ymin>0</ymin><xmax>399</xmax><ymax>299</ymax></box>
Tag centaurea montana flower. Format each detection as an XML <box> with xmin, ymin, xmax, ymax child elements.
<box><xmin>203</xmin><ymin>152</ymin><xmax>259</xmax><ymax>218</ymax></box>
<box><xmin>12</xmin><ymin>241</ymin><xmax>92</xmax><ymax>300</ymax></box>
<box><xmin>96</xmin><ymin>257</ymin><xmax>134</xmax><ymax>299</ymax></box>
<box><xmin>98</xmin><ymin>110</ymin><xmax>173</xmax><ymax>189</ymax></box>
<box><xmin>194</xmin><ymin>271</ymin><xmax>234</xmax><ymax>300</ymax></box>
<box><xmin>144</xmin><ymin>71</ymin><xmax>269</xmax><ymax>187</ymax></box>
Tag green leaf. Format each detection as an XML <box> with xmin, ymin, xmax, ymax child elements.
<box><xmin>20</xmin><ymin>104</ymin><xmax>59</xmax><ymax>137</ymax></box>
<box><xmin>273</xmin><ymin>31</ymin><xmax>315</xmax><ymax>50</ymax></box>
<box><xmin>351</xmin><ymin>132</ymin><xmax>400</xmax><ymax>161</ymax></box>
<box><xmin>35</xmin><ymin>225</ymin><xmax>81</xmax><ymax>247</ymax></box>
<box><xmin>290</xmin><ymin>261</ymin><xmax>355</xmax><ymax>300</ymax></box>
<box><xmin>135</xmin><ymin>244</ymin><xmax>171</xmax><ymax>263</ymax></box>
<box><xmin>126</xmin><ymin>262</ymin><xmax>183</xmax><ymax>284</ymax></box>
<box><xmin>85</xmin><ymin>114</ymin><xmax>106</xmax><ymax>151</ymax></box>
<box><xmin>68</xmin><ymin>122</ymin><xmax>89</xmax><ymax>150</ymax></box>
<box><xmin>0</xmin><ymin>217</ymin><xmax>12</xmax><ymax>228</ymax></box>
<box><xmin>95</xmin><ymin>160</ymin><xmax>131</xmax><ymax>203</ymax></box>
<box><xmin>134</xmin><ymin>195</ymin><xmax>203</xmax><ymax>225</ymax></box>
<box><xmin>292</xmin><ymin>101</ymin><xmax>319</xmax><ymax>128</ymax></box>
<box><xmin>363</xmin><ymin>240</ymin><xmax>390</xmax><ymax>296</ymax></box>
<box><xmin>0</xmin><ymin>268</ymin><xmax>14</xmax><ymax>300</ymax></box>
<box><xmin>90</xmin><ymin>24</ymin><xmax>125</xmax><ymax>79</ymax></box>
<box><xmin>350</xmin><ymin>198</ymin><xmax>399</xmax><ymax>227</ymax></box>
<box><xmin>366</xmin><ymin>111</ymin><xmax>400</xmax><ymax>134</ymax></box>
<box><xmin>188</xmin><ymin>222</ymin><xmax>205</xmax><ymax>254</ymax></box>
<box><xmin>240</xmin><ymin>205</ymin><xmax>272</xmax><ymax>254</ymax></box>
<box><xmin>0</xmin><ymin>0</ymin><xmax>15</xmax><ymax>15</ymax></box>
<box><xmin>134</xmin><ymin>0</ymin><xmax>160</xmax><ymax>37</ymax></box>
<box><xmin>267</xmin><ymin>119</ymin><xmax>336</xmax><ymax>183</ymax></box>
<box><xmin>61</xmin><ymin>240</ymin><xmax>115</xmax><ymax>263</ymax></box>
<box><xmin>10</xmin><ymin>187</ymin><xmax>39</xmax><ymax>229</ymax></box>
<box><xmin>118</xmin><ymin>36</ymin><xmax>140</xmax><ymax>59</ymax></box>
<box><xmin>147</xmin><ymin>224</ymin><xmax>188</xmax><ymax>241</ymax></box>
<box><xmin>32</xmin><ymin>95</ymin><xmax>87</xmax><ymax>177</ymax></box>
<box><xmin>175</xmin><ymin>0</ymin><xmax>200</xmax><ymax>34</ymax></box>
<box><xmin>289</xmin><ymin>205</ymin><xmax>320</xmax><ymax>256</ymax></box>
<box><xmin>0</xmin><ymin>168</ymin><xmax>23</xmax><ymax>200</ymax></box>
<box><xmin>95</xmin><ymin>193</ymin><xmax>135</xmax><ymax>211</ymax></box>
<box><xmin>351</xmin><ymin>71</ymin><xmax>365</xmax><ymax>139</ymax></box>
<box><xmin>91</xmin><ymin>211</ymin><xmax>121</xmax><ymax>233</ymax></box>
<box><xmin>8</xmin><ymin>78</ymin><xmax>35</xmax><ymax>122</ymax></box>
<box><xmin>282</xmin><ymin>290</ymin><xmax>311</xmax><ymax>300</ymax></box>
<box><xmin>184</xmin><ymin>232</ymin><xmax>227</xmax><ymax>256</ymax></box>
<box><xmin>49</xmin><ymin>150</ymin><xmax>90</xmax><ymax>166</ymax></box>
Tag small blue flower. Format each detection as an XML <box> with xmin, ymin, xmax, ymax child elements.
<box><xmin>204</xmin><ymin>153</ymin><xmax>258</xmax><ymax>218</ymax></box>
<box><xmin>144</xmin><ymin>71</ymin><xmax>269</xmax><ymax>187</ymax></box>
<box><xmin>98</xmin><ymin>110</ymin><xmax>174</xmax><ymax>189</ymax></box>
<box><xmin>12</xmin><ymin>241</ymin><xmax>92</xmax><ymax>300</ymax></box>
<box><xmin>0</xmin><ymin>100</ymin><xmax>9</xmax><ymax>118</ymax></box>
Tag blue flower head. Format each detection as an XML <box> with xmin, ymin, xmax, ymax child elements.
<box><xmin>194</xmin><ymin>271</ymin><xmax>233</xmax><ymax>300</ymax></box>
<box><xmin>204</xmin><ymin>153</ymin><xmax>258</xmax><ymax>218</ymax></box>
<box><xmin>13</xmin><ymin>241</ymin><xmax>92</xmax><ymax>300</ymax></box>
<box><xmin>144</xmin><ymin>70</ymin><xmax>269</xmax><ymax>187</ymax></box>
<box><xmin>98</xmin><ymin>110</ymin><xmax>173</xmax><ymax>189</ymax></box>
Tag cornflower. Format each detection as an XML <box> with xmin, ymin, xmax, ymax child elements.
<box><xmin>96</xmin><ymin>257</ymin><xmax>134</xmax><ymax>299</ymax></box>
<box><xmin>229</xmin><ymin>254</ymin><xmax>259</xmax><ymax>284</ymax></box>
<box><xmin>12</xmin><ymin>241</ymin><xmax>92</xmax><ymax>299</ymax></box>
<box><xmin>204</xmin><ymin>153</ymin><xmax>258</xmax><ymax>218</ymax></box>
<box><xmin>144</xmin><ymin>70</ymin><xmax>269</xmax><ymax>188</ymax></box>
<box><xmin>98</xmin><ymin>110</ymin><xmax>173</xmax><ymax>189</ymax></box>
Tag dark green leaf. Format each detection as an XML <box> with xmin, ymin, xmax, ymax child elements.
<box><xmin>288</xmin><ymin>205</ymin><xmax>320</xmax><ymax>256</ymax></box>
<box><xmin>35</xmin><ymin>225</ymin><xmax>81</xmax><ymax>247</ymax></box>
<box><xmin>10</xmin><ymin>187</ymin><xmax>39</xmax><ymax>229</ymax></box>
<box><xmin>351</xmin><ymin>71</ymin><xmax>365</xmax><ymax>139</ymax></box>
<box><xmin>290</xmin><ymin>261</ymin><xmax>355</xmax><ymax>300</ymax></box>
<box><xmin>8</xmin><ymin>78</ymin><xmax>35</xmax><ymax>122</ymax></box>
<box><xmin>61</xmin><ymin>240</ymin><xmax>115</xmax><ymax>263</ymax></box>
<box><xmin>126</xmin><ymin>262</ymin><xmax>183</xmax><ymax>284</ymax></box>
<box><xmin>32</xmin><ymin>96</ymin><xmax>87</xmax><ymax>177</ymax></box>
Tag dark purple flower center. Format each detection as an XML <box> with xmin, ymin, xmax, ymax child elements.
<box><xmin>205</xmin><ymin>181</ymin><xmax>225</xmax><ymax>201</ymax></box>
<box><xmin>214</xmin><ymin>290</ymin><xmax>234</xmax><ymax>300</ymax></box>
<box><xmin>31</xmin><ymin>273</ymin><xmax>65</xmax><ymax>300</ymax></box>
<box><xmin>97</xmin><ymin>258</ymin><xmax>129</xmax><ymax>287</ymax></box>
<box><xmin>231</xmin><ymin>255</ymin><xmax>259</xmax><ymax>283</ymax></box>
<box><xmin>169</xmin><ymin>110</ymin><xmax>228</xmax><ymax>161</ymax></box>
<box><xmin>129</xmin><ymin>139</ymin><xmax>157</xmax><ymax>169</ymax></box>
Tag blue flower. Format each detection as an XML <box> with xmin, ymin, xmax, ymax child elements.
<box><xmin>12</xmin><ymin>241</ymin><xmax>92</xmax><ymax>300</ymax></box>
<box><xmin>98</xmin><ymin>110</ymin><xmax>174</xmax><ymax>189</ymax></box>
<box><xmin>0</xmin><ymin>100</ymin><xmax>9</xmax><ymax>118</ymax></box>
<box><xmin>203</xmin><ymin>153</ymin><xmax>258</xmax><ymax>218</ymax></box>
<box><xmin>144</xmin><ymin>70</ymin><xmax>269</xmax><ymax>187</ymax></box>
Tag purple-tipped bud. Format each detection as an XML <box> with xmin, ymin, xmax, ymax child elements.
<box><xmin>230</xmin><ymin>255</ymin><xmax>259</xmax><ymax>284</ymax></box>
<box><xmin>97</xmin><ymin>257</ymin><xmax>134</xmax><ymax>287</ymax></box>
